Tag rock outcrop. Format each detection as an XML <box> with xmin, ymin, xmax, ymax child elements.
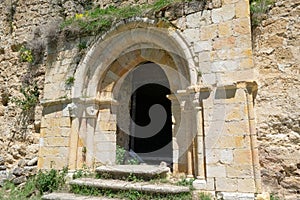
<box><xmin>253</xmin><ymin>0</ymin><xmax>300</xmax><ymax>199</ymax></box>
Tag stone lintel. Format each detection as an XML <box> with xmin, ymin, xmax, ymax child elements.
<box><xmin>216</xmin><ymin>81</ymin><xmax>258</xmax><ymax>91</ymax></box>
<box><xmin>41</xmin><ymin>97</ymin><xmax>118</xmax><ymax>107</ymax></box>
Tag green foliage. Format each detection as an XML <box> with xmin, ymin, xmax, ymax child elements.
<box><xmin>0</xmin><ymin>178</ymin><xmax>41</xmax><ymax>200</ymax></box>
<box><xmin>19</xmin><ymin>46</ymin><xmax>34</xmax><ymax>63</ymax></box>
<box><xmin>35</xmin><ymin>168</ymin><xmax>68</xmax><ymax>194</ymax></box>
<box><xmin>71</xmin><ymin>184</ymin><xmax>192</xmax><ymax>200</ymax></box>
<box><xmin>270</xmin><ymin>194</ymin><xmax>280</xmax><ymax>200</ymax></box>
<box><xmin>116</xmin><ymin>145</ymin><xmax>126</xmax><ymax>164</ymax></box>
<box><xmin>60</xmin><ymin>0</ymin><xmax>191</xmax><ymax>35</ymax></box>
<box><xmin>78</xmin><ymin>41</ymin><xmax>87</xmax><ymax>50</ymax></box>
<box><xmin>65</xmin><ymin>76</ymin><xmax>75</xmax><ymax>87</ymax></box>
<box><xmin>176</xmin><ymin>178</ymin><xmax>195</xmax><ymax>190</ymax></box>
<box><xmin>250</xmin><ymin>0</ymin><xmax>274</xmax><ymax>26</ymax></box>
<box><xmin>12</xmin><ymin>84</ymin><xmax>39</xmax><ymax>111</ymax></box>
<box><xmin>116</xmin><ymin>145</ymin><xmax>140</xmax><ymax>165</ymax></box>
<box><xmin>198</xmin><ymin>192</ymin><xmax>213</xmax><ymax>200</ymax></box>
<box><xmin>72</xmin><ymin>168</ymin><xmax>94</xmax><ymax>179</ymax></box>
<box><xmin>0</xmin><ymin>168</ymin><xmax>67</xmax><ymax>199</ymax></box>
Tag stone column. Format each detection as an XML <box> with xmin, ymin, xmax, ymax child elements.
<box><xmin>242</xmin><ymin>82</ymin><xmax>262</xmax><ymax>193</ymax></box>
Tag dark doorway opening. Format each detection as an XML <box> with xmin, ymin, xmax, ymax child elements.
<box><xmin>129</xmin><ymin>63</ymin><xmax>172</xmax><ymax>166</ymax></box>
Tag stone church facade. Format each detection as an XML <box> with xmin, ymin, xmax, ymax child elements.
<box><xmin>38</xmin><ymin>0</ymin><xmax>261</xmax><ymax>197</ymax></box>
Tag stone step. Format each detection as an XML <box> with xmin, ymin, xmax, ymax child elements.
<box><xmin>69</xmin><ymin>178</ymin><xmax>190</xmax><ymax>194</ymax></box>
<box><xmin>42</xmin><ymin>192</ymin><xmax>121</xmax><ymax>200</ymax></box>
<box><xmin>95</xmin><ymin>164</ymin><xmax>169</xmax><ymax>180</ymax></box>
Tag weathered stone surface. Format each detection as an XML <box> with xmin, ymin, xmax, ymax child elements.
<box><xmin>27</xmin><ymin>157</ymin><xmax>38</xmax><ymax>166</ymax></box>
<box><xmin>253</xmin><ymin>0</ymin><xmax>300</xmax><ymax>199</ymax></box>
<box><xmin>96</xmin><ymin>165</ymin><xmax>170</xmax><ymax>180</ymax></box>
<box><xmin>70</xmin><ymin>178</ymin><xmax>190</xmax><ymax>194</ymax></box>
<box><xmin>42</xmin><ymin>192</ymin><xmax>121</xmax><ymax>200</ymax></box>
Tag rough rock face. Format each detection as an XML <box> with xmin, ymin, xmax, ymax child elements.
<box><xmin>253</xmin><ymin>0</ymin><xmax>300</xmax><ymax>199</ymax></box>
<box><xmin>0</xmin><ymin>0</ymin><xmax>85</xmax><ymax>174</ymax></box>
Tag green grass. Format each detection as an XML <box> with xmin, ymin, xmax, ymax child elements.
<box><xmin>0</xmin><ymin>178</ymin><xmax>41</xmax><ymax>200</ymax></box>
<box><xmin>0</xmin><ymin>168</ymin><xmax>68</xmax><ymax>199</ymax></box>
<box><xmin>60</xmin><ymin>0</ymin><xmax>190</xmax><ymax>35</ymax></box>
<box><xmin>250</xmin><ymin>0</ymin><xmax>275</xmax><ymax>27</ymax></box>
<box><xmin>71</xmin><ymin>184</ymin><xmax>192</xmax><ymax>200</ymax></box>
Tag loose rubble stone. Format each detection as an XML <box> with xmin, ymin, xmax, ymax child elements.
<box><xmin>27</xmin><ymin>157</ymin><xmax>38</xmax><ymax>166</ymax></box>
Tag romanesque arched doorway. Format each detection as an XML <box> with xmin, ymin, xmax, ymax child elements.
<box><xmin>116</xmin><ymin>62</ymin><xmax>173</xmax><ymax>166</ymax></box>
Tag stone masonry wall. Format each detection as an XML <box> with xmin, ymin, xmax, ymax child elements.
<box><xmin>0</xmin><ymin>0</ymin><xmax>299</xmax><ymax>198</ymax></box>
<box><xmin>253</xmin><ymin>0</ymin><xmax>300</xmax><ymax>199</ymax></box>
<box><xmin>0</xmin><ymin>0</ymin><xmax>88</xmax><ymax>184</ymax></box>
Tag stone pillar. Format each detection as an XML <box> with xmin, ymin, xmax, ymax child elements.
<box><xmin>242</xmin><ymin>82</ymin><xmax>262</xmax><ymax>193</ymax></box>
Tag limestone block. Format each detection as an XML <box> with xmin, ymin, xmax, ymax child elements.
<box><xmin>213</xmin><ymin>37</ymin><xmax>236</xmax><ymax>50</ymax></box>
<box><xmin>44</xmin><ymin>137</ymin><xmax>69</xmax><ymax>147</ymax></box>
<box><xmin>226</xmin><ymin>165</ymin><xmax>254</xmax><ymax>178</ymax></box>
<box><xmin>220</xmin><ymin>149</ymin><xmax>233</xmax><ymax>164</ymax></box>
<box><xmin>216</xmin><ymin>69</ymin><xmax>257</xmax><ymax>84</ymax></box>
<box><xmin>199</xmin><ymin>10</ymin><xmax>212</xmax><ymax>26</ymax></box>
<box><xmin>186</xmin><ymin>12</ymin><xmax>202</xmax><ymax>28</ymax></box>
<box><xmin>206</xmin><ymin>164</ymin><xmax>226</xmax><ymax>177</ymax></box>
<box><xmin>94</xmin><ymin>132</ymin><xmax>116</xmax><ymax>142</ymax></box>
<box><xmin>194</xmin><ymin>41</ymin><xmax>212</xmax><ymax>52</ymax></box>
<box><xmin>38</xmin><ymin>156</ymin><xmax>68</xmax><ymax>169</ymax></box>
<box><xmin>235</xmin><ymin>35</ymin><xmax>252</xmax><ymax>48</ymax></box>
<box><xmin>94</xmin><ymin>151</ymin><xmax>116</xmax><ymax>165</ymax></box>
<box><xmin>198</xmin><ymin>51</ymin><xmax>211</xmax><ymax>62</ymax></box>
<box><xmin>233</xmin><ymin>18</ymin><xmax>251</xmax><ymax>36</ymax></box>
<box><xmin>215</xmin><ymin>177</ymin><xmax>238</xmax><ymax>192</ymax></box>
<box><xmin>212</xmin><ymin>4</ymin><xmax>235</xmax><ymax>23</ymax></box>
<box><xmin>61</xmin><ymin>128</ymin><xmax>71</xmax><ymax>137</ymax></box>
<box><xmin>94</xmin><ymin>141</ymin><xmax>115</xmax><ymax>151</ymax></box>
<box><xmin>60</xmin><ymin>117</ymin><xmax>71</xmax><ymax>127</ymax></box>
<box><xmin>218</xmin><ymin>21</ymin><xmax>233</xmax><ymax>37</ymax></box>
<box><xmin>211</xmin><ymin>60</ymin><xmax>238</xmax><ymax>72</ymax></box>
<box><xmin>235</xmin><ymin>0</ymin><xmax>250</xmax><ymax>18</ymax></box>
<box><xmin>199</xmin><ymin>61</ymin><xmax>212</xmax><ymax>74</ymax></box>
<box><xmin>39</xmin><ymin>147</ymin><xmax>60</xmax><ymax>156</ymax></box>
<box><xmin>202</xmin><ymin>73</ymin><xmax>217</xmax><ymax>85</ymax></box>
<box><xmin>233</xmin><ymin>149</ymin><xmax>252</xmax><ymax>165</ymax></box>
<box><xmin>217</xmin><ymin>192</ymin><xmax>255</xmax><ymax>200</ymax></box>
<box><xmin>206</xmin><ymin>148</ymin><xmax>221</xmax><ymax>164</ymax></box>
<box><xmin>193</xmin><ymin>178</ymin><xmax>215</xmax><ymax>190</ymax></box>
<box><xmin>224</xmin><ymin>121</ymin><xmax>249</xmax><ymax>135</ymax></box>
<box><xmin>200</xmin><ymin>24</ymin><xmax>218</xmax><ymax>40</ymax></box>
<box><xmin>222</xmin><ymin>0</ymin><xmax>240</xmax><ymax>4</ymax></box>
<box><xmin>182</xmin><ymin>28</ymin><xmax>200</xmax><ymax>45</ymax></box>
<box><xmin>239</xmin><ymin>58</ymin><xmax>254</xmax><ymax>70</ymax></box>
<box><xmin>237</xmin><ymin>178</ymin><xmax>256</xmax><ymax>193</ymax></box>
<box><xmin>225</xmin><ymin>103</ymin><xmax>247</xmax><ymax>121</ymax></box>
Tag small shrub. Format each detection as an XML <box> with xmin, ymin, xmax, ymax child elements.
<box><xmin>116</xmin><ymin>145</ymin><xmax>126</xmax><ymax>164</ymax></box>
<box><xmin>270</xmin><ymin>194</ymin><xmax>280</xmax><ymax>200</ymax></box>
<box><xmin>65</xmin><ymin>76</ymin><xmax>75</xmax><ymax>88</ymax></box>
<box><xmin>35</xmin><ymin>167</ymin><xmax>68</xmax><ymax>194</ymax></box>
<box><xmin>250</xmin><ymin>0</ymin><xmax>274</xmax><ymax>27</ymax></box>
<box><xmin>12</xmin><ymin>84</ymin><xmax>39</xmax><ymax>111</ymax></box>
<box><xmin>78</xmin><ymin>41</ymin><xmax>87</xmax><ymax>50</ymax></box>
<box><xmin>19</xmin><ymin>46</ymin><xmax>34</xmax><ymax>63</ymax></box>
<box><xmin>198</xmin><ymin>192</ymin><xmax>213</xmax><ymax>200</ymax></box>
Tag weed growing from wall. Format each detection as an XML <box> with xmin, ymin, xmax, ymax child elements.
<box><xmin>250</xmin><ymin>0</ymin><xmax>274</xmax><ymax>27</ymax></box>
<box><xmin>19</xmin><ymin>46</ymin><xmax>34</xmax><ymax>63</ymax></box>
<box><xmin>12</xmin><ymin>84</ymin><xmax>39</xmax><ymax>112</ymax></box>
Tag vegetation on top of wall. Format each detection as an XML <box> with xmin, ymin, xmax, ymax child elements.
<box><xmin>250</xmin><ymin>0</ymin><xmax>275</xmax><ymax>27</ymax></box>
<box><xmin>60</xmin><ymin>0</ymin><xmax>191</xmax><ymax>36</ymax></box>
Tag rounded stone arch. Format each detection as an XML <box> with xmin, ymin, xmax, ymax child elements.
<box><xmin>72</xmin><ymin>18</ymin><xmax>197</xmax><ymax>99</ymax></box>
<box><xmin>70</xmin><ymin>18</ymin><xmax>198</xmax><ymax>173</ymax></box>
